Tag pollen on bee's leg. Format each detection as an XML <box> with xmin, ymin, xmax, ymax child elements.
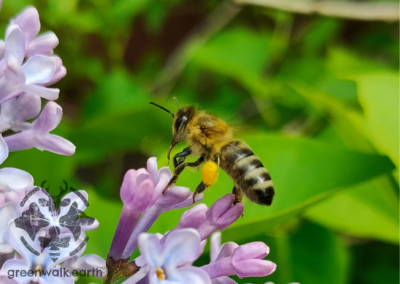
<box><xmin>202</xmin><ymin>161</ymin><xmax>219</xmax><ymax>186</ymax></box>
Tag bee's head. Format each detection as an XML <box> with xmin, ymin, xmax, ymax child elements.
<box><xmin>149</xmin><ymin>98</ymin><xmax>195</xmax><ymax>163</ymax></box>
<box><xmin>172</xmin><ymin>106</ymin><xmax>195</xmax><ymax>144</ymax></box>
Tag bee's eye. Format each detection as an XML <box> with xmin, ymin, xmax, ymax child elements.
<box><xmin>175</xmin><ymin>115</ymin><xmax>188</xmax><ymax>130</ymax></box>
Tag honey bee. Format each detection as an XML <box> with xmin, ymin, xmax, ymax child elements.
<box><xmin>150</xmin><ymin>98</ymin><xmax>274</xmax><ymax>206</ymax></box>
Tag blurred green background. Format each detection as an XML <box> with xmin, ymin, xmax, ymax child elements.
<box><xmin>1</xmin><ymin>0</ymin><xmax>399</xmax><ymax>283</ymax></box>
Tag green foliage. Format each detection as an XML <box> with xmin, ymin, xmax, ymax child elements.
<box><xmin>0</xmin><ymin>0</ymin><xmax>398</xmax><ymax>283</ymax></box>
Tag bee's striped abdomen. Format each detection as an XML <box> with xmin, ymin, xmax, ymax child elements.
<box><xmin>220</xmin><ymin>141</ymin><xmax>274</xmax><ymax>205</ymax></box>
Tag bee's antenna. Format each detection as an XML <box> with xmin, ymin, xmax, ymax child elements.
<box><xmin>150</xmin><ymin>102</ymin><xmax>174</xmax><ymax>118</ymax></box>
<box><xmin>173</xmin><ymin>97</ymin><xmax>180</xmax><ymax>110</ymax></box>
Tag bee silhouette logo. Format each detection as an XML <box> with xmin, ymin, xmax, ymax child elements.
<box><xmin>14</xmin><ymin>181</ymin><xmax>95</xmax><ymax>262</ymax></box>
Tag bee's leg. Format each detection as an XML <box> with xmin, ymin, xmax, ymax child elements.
<box><xmin>193</xmin><ymin>181</ymin><xmax>208</xmax><ymax>204</ymax></box>
<box><xmin>232</xmin><ymin>187</ymin><xmax>243</xmax><ymax>205</ymax></box>
<box><xmin>163</xmin><ymin>155</ymin><xmax>205</xmax><ymax>194</ymax></box>
<box><xmin>232</xmin><ymin>187</ymin><xmax>244</xmax><ymax>217</ymax></box>
<box><xmin>173</xmin><ymin>147</ymin><xmax>191</xmax><ymax>168</ymax></box>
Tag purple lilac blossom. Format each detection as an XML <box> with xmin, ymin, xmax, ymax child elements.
<box><xmin>171</xmin><ymin>194</ymin><xmax>244</xmax><ymax>240</ymax></box>
<box><xmin>0</xmin><ymin>6</ymin><xmax>73</xmax><ymax>156</ymax></box>
<box><xmin>0</xmin><ymin>168</ymin><xmax>33</xmax><ymax>254</ymax></box>
<box><xmin>110</xmin><ymin>157</ymin><xmax>203</xmax><ymax>261</ymax></box>
<box><xmin>4</xmin><ymin>101</ymin><xmax>75</xmax><ymax>155</ymax></box>
<box><xmin>201</xmin><ymin>233</ymin><xmax>277</xmax><ymax>280</ymax></box>
<box><xmin>121</xmin><ymin>158</ymin><xmax>203</xmax><ymax>259</ymax></box>
<box><xmin>109</xmin><ymin>166</ymin><xmax>163</xmax><ymax>260</ymax></box>
<box><xmin>8</xmin><ymin>7</ymin><xmax>59</xmax><ymax>57</ymax></box>
<box><xmin>0</xmin><ymin>5</ymin><xmax>105</xmax><ymax>284</ymax></box>
<box><xmin>1</xmin><ymin>223</ymin><xmax>76</xmax><ymax>284</ymax></box>
<box><xmin>0</xmin><ymin>93</ymin><xmax>41</xmax><ymax>132</ymax></box>
<box><xmin>126</xmin><ymin>229</ymin><xmax>212</xmax><ymax>284</ymax></box>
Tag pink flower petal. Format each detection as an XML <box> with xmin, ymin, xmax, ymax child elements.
<box><xmin>37</xmin><ymin>134</ymin><xmax>76</xmax><ymax>156</ymax></box>
<box><xmin>26</xmin><ymin>31</ymin><xmax>58</xmax><ymax>56</ymax></box>
<box><xmin>23</xmin><ymin>55</ymin><xmax>56</xmax><ymax>84</ymax></box>
<box><xmin>33</xmin><ymin>102</ymin><xmax>62</xmax><ymax>132</ymax></box>
<box><xmin>12</xmin><ymin>6</ymin><xmax>40</xmax><ymax>42</ymax></box>
<box><xmin>138</xmin><ymin>233</ymin><xmax>163</xmax><ymax>268</ymax></box>
<box><xmin>147</xmin><ymin>157</ymin><xmax>159</xmax><ymax>184</ymax></box>
<box><xmin>162</xmin><ymin>228</ymin><xmax>201</xmax><ymax>267</ymax></box>
<box><xmin>20</xmin><ymin>84</ymin><xmax>59</xmax><ymax>100</ymax></box>
<box><xmin>0</xmin><ymin>135</ymin><xmax>9</xmax><ymax>164</ymax></box>
<box><xmin>0</xmin><ymin>167</ymin><xmax>33</xmax><ymax>192</ymax></box>
<box><xmin>5</xmin><ymin>25</ymin><xmax>25</xmax><ymax>66</ymax></box>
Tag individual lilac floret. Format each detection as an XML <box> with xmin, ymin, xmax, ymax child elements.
<box><xmin>7</xmin><ymin>6</ymin><xmax>59</xmax><ymax>57</ymax></box>
<box><xmin>130</xmin><ymin>229</ymin><xmax>212</xmax><ymax>284</ymax></box>
<box><xmin>201</xmin><ymin>241</ymin><xmax>276</xmax><ymax>279</ymax></box>
<box><xmin>0</xmin><ymin>167</ymin><xmax>33</xmax><ymax>208</ymax></box>
<box><xmin>0</xmin><ymin>168</ymin><xmax>33</xmax><ymax>255</ymax></box>
<box><xmin>172</xmin><ymin>194</ymin><xmax>244</xmax><ymax>240</ymax></box>
<box><xmin>4</xmin><ymin>101</ymin><xmax>76</xmax><ymax>155</ymax></box>
<box><xmin>109</xmin><ymin>164</ymin><xmax>167</xmax><ymax>261</ymax></box>
<box><xmin>0</xmin><ymin>93</ymin><xmax>41</xmax><ymax>132</ymax></box>
<box><xmin>0</xmin><ymin>25</ymin><xmax>60</xmax><ymax>103</ymax></box>
<box><xmin>121</xmin><ymin>158</ymin><xmax>203</xmax><ymax>259</ymax></box>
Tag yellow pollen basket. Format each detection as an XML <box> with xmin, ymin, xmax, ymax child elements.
<box><xmin>202</xmin><ymin>161</ymin><xmax>219</xmax><ymax>186</ymax></box>
<box><xmin>156</xmin><ymin>268</ymin><xmax>165</xmax><ymax>280</ymax></box>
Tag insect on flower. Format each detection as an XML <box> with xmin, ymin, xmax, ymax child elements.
<box><xmin>150</xmin><ymin>98</ymin><xmax>275</xmax><ymax>206</ymax></box>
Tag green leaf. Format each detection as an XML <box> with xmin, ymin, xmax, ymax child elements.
<box><xmin>82</xmin><ymin>69</ymin><xmax>151</xmax><ymax>120</ymax></box>
<box><xmin>289</xmin><ymin>222</ymin><xmax>350</xmax><ymax>284</ymax></box>
<box><xmin>71</xmin><ymin>105</ymin><xmax>172</xmax><ymax>160</ymax></box>
<box><xmin>305</xmin><ymin>176</ymin><xmax>399</xmax><ymax>244</ymax></box>
<box><xmin>152</xmin><ymin>133</ymin><xmax>395</xmax><ymax>242</ymax></box>
<box><xmin>192</xmin><ymin>27</ymin><xmax>270</xmax><ymax>86</ymax></box>
<box><xmin>356</xmin><ymin>73</ymin><xmax>400</xmax><ymax>167</ymax></box>
<box><xmin>292</xmin><ymin>85</ymin><xmax>399</xmax><ymax>244</ymax></box>
<box><xmin>326</xmin><ymin>48</ymin><xmax>394</xmax><ymax>79</ymax></box>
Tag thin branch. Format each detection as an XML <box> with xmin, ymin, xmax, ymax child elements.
<box><xmin>234</xmin><ymin>0</ymin><xmax>399</xmax><ymax>21</ymax></box>
<box><xmin>151</xmin><ymin>0</ymin><xmax>242</xmax><ymax>97</ymax></box>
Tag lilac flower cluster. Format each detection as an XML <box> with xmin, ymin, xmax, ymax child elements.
<box><xmin>0</xmin><ymin>5</ymin><xmax>104</xmax><ymax>284</ymax></box>
<box><xmin>106</xmin><ymin>158</ymin><xmax>277</xmax><ymax>284</ymax></box>
<box><xmin>0</xmin><ymin>6</ymin><xmax>74</xmax><ymax>155</ymax></box>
